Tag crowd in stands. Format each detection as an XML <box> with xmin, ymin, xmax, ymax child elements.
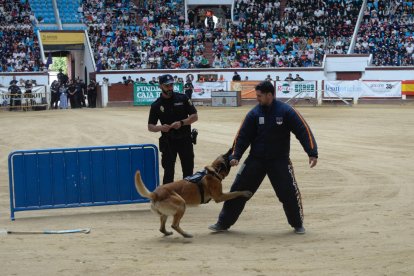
<box><xmin>81</xmin><ymin>0</ymin><xmax>210</xmax><ymax>70</ymax></box>
<box><xmin>80</xmin><ymin>0</ymin><xmax>414</xmax><ymax>68</ymax></box>
<box><xmin>213</xmin><ymin>0</ymin><xmax>362</xmax><ymax>68</ymax></box>
<box><xmin>354</xmin><ymin>0</ymin><xmax>414</xmax><ymax>66</ymax></box>
<box><xmin>1</xmin><ymin>0</ymin><xmax>413</xmax><ymax>72</ymax></box>
<box><xmin>0</xmin><ymin>0</ymin><xmax>44</xmax><ymax>72</ymax></box>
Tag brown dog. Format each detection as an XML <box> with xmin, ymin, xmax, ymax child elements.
<box><xmin>134</xmin><ymin>149</ymin><xmax>252</xmax><ymax>238</ymax></box>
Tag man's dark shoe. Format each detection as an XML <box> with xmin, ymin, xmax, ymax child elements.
<box><xmin>294</xmin><ymin>226</ymin><xmax>306</xmax><ymax>234</ymax></box>
<box><xmin>208</xmin><ymin>223</ymin><xmax>228</xmax><ymax>232</ymax></box>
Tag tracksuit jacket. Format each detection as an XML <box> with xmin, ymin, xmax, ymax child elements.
<box><xmin>231</xmin><ymin>99</ymin><xmax>318</xmax><ymax>161</ymax></box>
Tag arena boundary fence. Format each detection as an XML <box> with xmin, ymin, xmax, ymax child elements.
<box><xmin>109</xmin><ymin>80</ymin><xmax>404</xmax><ymax>107</ymax></box>
<box><xmin>8</xmin><ymin>144</ymin><xmax>159</xmax><ymax>220</ymax></box>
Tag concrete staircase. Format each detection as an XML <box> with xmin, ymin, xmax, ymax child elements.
<box><xmin>279</xmin><ymin>0</ymin><xmax>288</xmax><ymax>18</ymax></box>
<box><xmin>204</xmin><ymin>41</ymin><xmax>215</xmax><ymax>66</ymax></box>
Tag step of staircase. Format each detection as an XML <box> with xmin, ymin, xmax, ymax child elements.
<box><xmin>204</xmin><ymin>41</ymin><xmax>215</xmax><ymax>65</ymax></box>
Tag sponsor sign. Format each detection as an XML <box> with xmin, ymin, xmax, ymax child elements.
<box><xmin>193</xmin><ymin>82</ymin><xmax>227</xmax><ymax>99</ymax></box>
<box><xmin>275</xmin><ymin>81</ymin><xmax>317</xmax><ymax>98</ymax></box>
<box><xmin>40</xmin><ymin>32</ymin><xmax>84</xmax><ymax>45</ymax></box>
<box><xmin>0</xmin><ymin>86</ymin><xmax>46</xmax><ymax>105</ymax></box>
<box><xmin>324</xmin><ymin>81</ymin><xmax>402</xmax><ymax>98</ymax></box>
<box><xmin>230</xmin><ymin>81</ymin><xmax>260</xmax><ymax>99</ymax></box>
<box><xmin>360</xmin><ymin>81</ymin><xmax>401</xmax><ymax>97</ymax></box>
<box><xmin>324</xmin><ymin>81</ymin><xmax>360</xmax><ymax>98</ymax></box>
<box><xmin>133</xmin><ymin>83</ymin><xmax>183</xmax><ymax>106</ymax></box>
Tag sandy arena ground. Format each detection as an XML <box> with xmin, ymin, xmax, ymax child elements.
<box><xmin>0</xmin><ymin>104</ymin><xmax>413</xmax><ymax>276</ymax></box>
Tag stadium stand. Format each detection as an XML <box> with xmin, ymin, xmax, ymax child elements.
<box><xmin>355</xmin><ymin>0</ymin><xmax>414</xmax><ymax>66</ymax></box>
<box><xmin>0</xmin><ymin>0</ymin><xmax>44</xmax><ymax>72</ymax></box>
<box><xmin>30</xmin><ymin>0</ymin><xmax>57</xmax><ymax>24</ymax></box>
<box><xmin>82</xmin><ymin>0</ymin><xmax>209</xmax><ymax>70</ymax></box>
<box><xmin>57</xmin><ymin>0</ymin><xmax>82</xmax><ymax>23</ymax></box>
<box><xmin>0</xmin><ymin>0</ymin><xmax>412</xmax><ymax>71</ymax></box>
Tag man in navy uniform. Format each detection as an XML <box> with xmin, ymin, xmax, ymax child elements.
<box><xmin>87</xmin><ymin>79</ymin><xmax>97</xmax><ymax>108</ymax></box>
<box><xmin>209</xmin><ymin>81</ymin><xmax>318</xmax><ymax>234</ymax></box>
<box><xmin>8</xmin><ymin>82</ymin><xmax>22</xmax><ymax>111</ymax></box>
<box><xmin>184</xmin><ymin>79</ymin><xmax>194</xmax><ymax>99</ymax></box>
<box><xmin>148</xmin><ymin>74</ymin><xmax>198</xmax><ymax>184</ymax></box>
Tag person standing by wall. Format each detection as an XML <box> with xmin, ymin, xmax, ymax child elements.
<box><xmin>232</xmin><ymin>71</ymin><xmax>241</xmax><ymax>81</ymax></box>
<box><xmin>209</xmin><ymin>81</ymin><xmax>318</xmax><ymax>234</ymax></box>
<box><xmin>8</xmin><ymin>82</ymin><xmax>21</xmax><ymax>111</ymax></box>
<box><xmin>147</xmin><ymin>74</ymin><xmax>198</xmax><ymax>184</ymax></box>
<box><xmin>87</xmin><ymin>80</ymin><xmax>97</xmax><ymax>108</ymax></box>
<box><xmin>184</xmin><ymin>79</ymin><xmax>194</xmax><ymax>99</ymax></box>
<box><xmin>75</xmin><ymin>79</ymin><xmax>86</xmax><ymax>108</ymax></box>
<box><xmin>57</xmin><ymin>69</ymin><xmax>68</xmax><ymax>85</ymax></box>
<box><xmin>50</xmin><ymin>80</ymin><xmax>60</xmax><ymax>109</ymax></box>
<box><xmin>9</xmin><ymin>76</ymin><xmax>18</xmax><ymax>86</ymax></box>
<box><xmin>59</xmin><ymin>82</ymin><xmax>68</xmax><ymax>109</ymax></box>
<box><xmin>294</xmin><ymin>74</ymin><xmax>304</xmax><ymax>81</ymax></box>
<box><xmin>285</xmin><ymin>73</ymin><xmax>294</xmax><ymax>81</ymax></box>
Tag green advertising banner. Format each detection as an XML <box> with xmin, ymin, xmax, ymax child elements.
<box><xmin>133</xmin><ymin>83</ymin><xmax>183</xmax><ymax>106</ymax></box>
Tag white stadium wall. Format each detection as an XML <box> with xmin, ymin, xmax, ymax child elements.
<box><xmin>92</xmin><ymin>55</ymin><xmax>413</xmax><ymax>85</ymax></box>
<box><xmin>0</xmin><ymin>73</ymin><xmax>49</xmax><ymax>86</ymax></box>
<box><xmin>362</xmin><ymin>68</ymin><xmax>414</xmax><ymax>81</ymax></box>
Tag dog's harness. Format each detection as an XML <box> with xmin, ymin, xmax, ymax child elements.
<box><xmin>184</xmin><ymin>170</ymin><xmax>211</xmax><ymax>204</ymax></box>
<box><xmin>184</xmin><ymin>162</ymin><xmax>228</xmax><ymax>204</ymax></box>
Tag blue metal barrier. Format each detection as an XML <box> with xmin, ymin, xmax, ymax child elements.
<box><xmin>8</xmin><ymin>144</ymin><xmax>159</xmax><ymax>220</ymax></box>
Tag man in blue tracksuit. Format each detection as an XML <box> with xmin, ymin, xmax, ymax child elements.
<box><xmin>209</xmin><ymin>81</ymin><xmax>318</xmax><ymax>234</ymax></box>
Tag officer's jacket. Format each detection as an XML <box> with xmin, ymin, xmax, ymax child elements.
<box><xmin>148</xmin><ymin>92</ymin><xmax>197</xmax><ymax>139</ymax></box>
<box><xmin>232</xmin><ymin>99</ymin><xmax>318</xmax><ymax>160</ymax></box>
<box><xmin>51</xmin><ymin>82</ymin><xmax>60</xmax><ymax>93</ymax></box>
<box><xmin>8</xmin><ymin>85</ymin><xmax>21</xmax><ymax>98</ymax></box>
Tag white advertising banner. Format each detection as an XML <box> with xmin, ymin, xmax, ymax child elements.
<box><xmin>0</xmin><ymin>86</ymin><xmax>46</xmax><ymax>105</ymax></box>
<box><xmin>324</xmin><ymin>81</ymin><xmax>360</xmax><ymax>98</ymax></box>
<box><xmin>360</xmin><ymin>81</ymin><xmax>401</xmax><ymax>98</ymax></box>
<box><xmin>192</xmin><ymin>82</ymin><xmax>227</xmax><ymax>99</ymax></box>
<box><xmin>275</xmin><ymin>81</ymin><xmax>317</xmax><ymax>99</ymax></box>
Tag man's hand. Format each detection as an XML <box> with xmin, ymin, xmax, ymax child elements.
<box><xmin>170</xmin><ymin>121</ymin><xmax>182</xmax><ymax>130</ymax></box>
<box><xmin>148</xmin><ymin>123</ymin><xmax>172</xmax><ymax>133</ymax></box>
<box><xmin>309</xmin><ymin>157</ymin><xmax>318</xmax><ymax>168</ymax></box>
<box><xmin>160</xmin><ymin>124</ymin><xmax>172</xmax><ymax>132</ymax></box>
<box><xmin>230</xmin><ymin>159</ymin><xmax>239</xmax><ymax>167</ymax></box>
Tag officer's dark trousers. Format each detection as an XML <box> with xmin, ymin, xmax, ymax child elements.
<box><xmin>217</xmin><ymin>155</ymin><xmax>304</xmax><ymax>228</ymax></box>
<box><xmin>160</xmin><ymin>136</ymin><xmax>194</xmax><ymax>184</ymax></box>
<box><xmin>51</xmin><ymin>93</ymin><xmax>59</xmax><ymax>109</ymax></box>
<box><xmin>88</xmin><ymin>93</ymin><xmax>96</xmax><ymax>108</ymax></box>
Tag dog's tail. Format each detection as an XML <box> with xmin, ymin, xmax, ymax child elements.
<box><xmin>134</xmin><ymin>170</ymin><xmax>156</xmax><ymax>200</ymax></box>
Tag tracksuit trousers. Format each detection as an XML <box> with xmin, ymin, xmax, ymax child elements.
<box><xmin>217</xmin><ymin>155</ymin><xmax>304</xmax><ymax>228</ymax></box>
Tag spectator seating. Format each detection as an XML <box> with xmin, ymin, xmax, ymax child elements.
<box><xmin>57</xmin><ymin>0</ymin><xmax>82</xmax><ymax>23</ymax></box>
<box><xmin>29</xmin><ymin>0</ymin><xmax>56</xmax><ymax>24</ymax></box>
<box><xmin>0</xmin><ymin>0</ymin><xmax>44</xmax><ymax>72</ymax></box>
<box><xmin>0</xmin><ymin>0</ymin><xmax>407</xmax><ymax>70</ymax></box>
<box><xmin>355</xmin><ymin>0</ymin><xmax>414</xmax><ymax>66</ymax></box>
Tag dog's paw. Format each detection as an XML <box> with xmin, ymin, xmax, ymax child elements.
<box><xmin>182</xmin><ymin>232</ymin><xmax>193</xmax><ymax>238</ymax></box>
<box><xmin>160</xmin><ymin>229</ymin><xmax>173</xmax><ymax>236</ymax></box>
<box><xmin>243</xmin><ymin>191</ymin><xmax>253</xmax><ymax>198</ymax></box>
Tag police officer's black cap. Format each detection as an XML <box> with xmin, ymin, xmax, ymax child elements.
<box><xmin>159</xmin><ymin>74</ymin><xmax>175</xmax><ymax>85</ymax></box>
